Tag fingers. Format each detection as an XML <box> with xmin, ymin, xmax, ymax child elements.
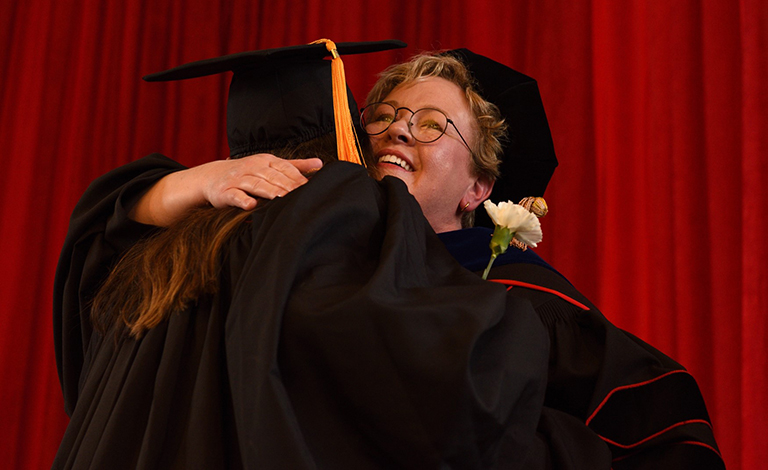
<box><xmin>255</xmin><ymin>164</ymin><xmax>308</xmax><ymax>194</ymax></box>
<box><xmin>203</xmin><ymin>155</ymin><xmax>325</xmax><ymax>208</ymax></box>
<box><xmin>218</xmin><ymin>187</ymin><xmax>258</xmax><ymax>211</ymax></box>
<box><xmin>285</xmin><ymin>157</ymin><xmax>324</xmax><ymax>175</ymax></box>
<box><xmin>131</xmin><ymin>155</ymin><xmax>325</xmax><ymax>226</ymax></box>
<box><xmin>211</xmin><ymin>175</ymin><xmax>284</xmax><ymax>209</ymax></box>
<box><xmin>254</xmin><ymin>155</ymin><xmax>324</xmax><ymax>186</ymax></box>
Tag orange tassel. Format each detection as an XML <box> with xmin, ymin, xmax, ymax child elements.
<box><xmin>310</xmin><ymin>39</ymin><xmax>365</xmax><ymax>167</ymax></box>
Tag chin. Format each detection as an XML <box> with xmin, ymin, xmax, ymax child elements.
<box><xmin>367</xmin><ymin>165</ymin><xmax>385</xmax><ymax>181</ymax></box>
<box><xmin>372</xmin><ymin>165</ymin><xmax>399</xmax><ymax>181</ymax></box>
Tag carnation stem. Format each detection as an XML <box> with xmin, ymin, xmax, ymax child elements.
<box><xmin>482</xmin><ymin>254</ymin><xmax>497</xmax><ymax>280</ymax></box>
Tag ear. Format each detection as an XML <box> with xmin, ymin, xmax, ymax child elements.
<box><xmin>464</xmin><ymin>176</ymin><xmax>494</xmax><ymax>211</ymax></box>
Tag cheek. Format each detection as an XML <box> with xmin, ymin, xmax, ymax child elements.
<box><xmin>369</xmin><ymin>135</ymin><xmax>386</xmax><ymax>151</ymax></box>
<box><xmin>433</xmin><ymin>148</ymin><xmax>472</xmax><ymax>181</ymax></box>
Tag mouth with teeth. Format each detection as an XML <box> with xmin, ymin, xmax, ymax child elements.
<box><xmin>378</xmin><ymin>154</ymin><xmax>414</xmax><ymax>172</ymax></box>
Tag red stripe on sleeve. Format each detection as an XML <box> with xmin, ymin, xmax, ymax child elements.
<box><xmin>586</xmin><ymin>370</ymin><xmax>692</xmax><ymax>425</ymax></box>
<box><xmin>489</xmin><ymin>279</ymin><xmax>590</xmax><ymax>310</ymax></box>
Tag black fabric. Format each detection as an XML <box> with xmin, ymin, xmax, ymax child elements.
<box><xmin>54</xmin><ymin>154</ymin><xmax>724</xmax><ymax>469</ymax></box>
<box><xmin>142</xmin><ymin>41</ymin><xmax>407</xmax><ymax>82</ymax></box>
<box><xmin>53</xmin><ymin>158</ymin><xmax>572</xmax><ymax>469</ymax></box>
<box><xmin>530</xmin><ymin>408</ymin><xmax>612</xmax><ymax>469</ymax></box>
<box><xmin>225</xmin><ymin>60</ymin><xmax>356</xmax><ymax>156</ymax></box>
<box><xmin>482</xmin><ymin>261</ymin><xmax>725</xmax><ymax>469</ymax></box>
<box><xmin>142</xmin><ymin>40</ymin><xmax>406</xmax><ymax>157</ymax></box>
<box><xmin>53</xmin><ymin>153</ymin><xmax>186</xmax><ymax>415</ymax></box>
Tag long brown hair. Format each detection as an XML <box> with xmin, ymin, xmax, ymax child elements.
<box><xmin>91</xmin><ymin>133</ymin><xmax>352</xmax><ymax>338</ymax></box>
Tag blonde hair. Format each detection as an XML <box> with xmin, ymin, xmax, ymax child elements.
<box><xmin>366</xmin><ymin>52</ymin><xmax>507</xmax><ymax>227</ymax></box>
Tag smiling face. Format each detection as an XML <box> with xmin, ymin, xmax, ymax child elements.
<box><xmin>368</xmin><ymin>77</ymin><xmax>493</xmax><ymax>233</ymax></box>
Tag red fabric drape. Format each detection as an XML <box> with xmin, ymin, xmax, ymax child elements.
<box><xmin>1</xmin><ymin>1</ymin><xmax>764</xmax><ymax>468</ymax></box>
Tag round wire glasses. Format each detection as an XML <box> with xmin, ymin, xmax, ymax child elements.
<box><xmin>360</xmin><ymin>102</ymin><xmax>475</xmax><ymax>155</ymax></box>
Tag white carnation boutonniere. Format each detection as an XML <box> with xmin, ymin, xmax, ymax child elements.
<box><xmin>481</xmin><ymin>199</ymin><xmax>544</xmax><ymax>280</ymax></box>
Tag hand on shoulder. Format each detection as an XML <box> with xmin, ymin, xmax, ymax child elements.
<box><xmin>130</xmin><ymin>154</ymin><xmax>323</xmax><ymax>226</ymax></box>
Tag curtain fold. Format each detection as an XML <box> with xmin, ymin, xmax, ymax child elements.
<box><xmin>0</xmin><ymin>1</ymin><xmax>764</xmax><ymax>468</ymax></box>
<box><xmin>740</xmin><ymin>0</ymin><xmax>768</xmax><ymax>465</ymax></box>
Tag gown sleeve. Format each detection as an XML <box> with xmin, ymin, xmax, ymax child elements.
<box><xmin>53</xmin><ymin>153</ymin><xmax>186</xmax><ymax>414</ymax></box>
<box><xmin>486</xmin><ymin>262</ymin><xmax>725</xmax><ymax>469</ymax></box>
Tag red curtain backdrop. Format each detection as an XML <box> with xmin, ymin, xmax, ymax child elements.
<box><xmin>1</xmin><ymin>1</ymin><xmax>765</xmax><ymax>468</ymax></box>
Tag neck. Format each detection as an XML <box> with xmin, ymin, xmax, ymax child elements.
<box><xmin>430</xmin><ymin>217</ymin><xmax>463</xmax><ymax>234</ymax></box>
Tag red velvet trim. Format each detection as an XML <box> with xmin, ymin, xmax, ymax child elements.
<box><xmin>676</xmin><ymin>441</ymin><xmax>723</xmax><ymax>459</ymax></box>
<box><xmin>598</xmin><ymin>419</ymin><xmax>713</xmax><ymax>449</ymax></box>
<box><xmin>490</xmin><ymin>279</ymin><xmax>723</xmax><ymax>463</ymax></box>
<box><xmin>610</xmin><ymin>439</ymin><xmax>723</xmax><ymax>463</ymax></box>
<box><xmin>586</xmin><ymin>369</ymin><xmax>722</xmax><ymax>460</ymax></box>
<box><xmin>586</xmin><ymin>370</ymin><xmax>693</xmax><ymax>425</ymax></box>
<box><xmin>488</xmin><ymin>279</ymin><xmax>590</xmax><ymax>310</ymax></box>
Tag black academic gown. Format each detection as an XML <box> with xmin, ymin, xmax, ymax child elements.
<box><xmin>53</xmin><ymin>154</ymin><xmax>241</xmax><ymax>469</ymax></box>
<box><xmin>439</xmin><ymin>228</ymin><xmax>726</xmax><ymax>470</ymax></box>
<box><xmin>53</xmin><ymin>155</ymin><xmax>557</xmax><ymax>469</ymax></box>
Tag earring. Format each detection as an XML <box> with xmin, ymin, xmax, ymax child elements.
<box><xmin>460</xmin><ymin>201</ymin><xmax>471</xmax><ymax>212</ymax></box>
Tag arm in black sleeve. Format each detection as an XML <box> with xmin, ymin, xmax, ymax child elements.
<box><xmin>53</xmin><ymin>153</ymin><xmax>186</xmax><ymax>415</ymax></box>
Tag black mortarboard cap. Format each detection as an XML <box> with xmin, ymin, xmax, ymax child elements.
<box><xmin>144</xmin><ymin>40</ymin><xmax>406</xmax><ymax>158</ymax></box>
<box><xmin>445</xmin><ymin>49</ymin><xmax>558</xmax><ymax>228</ymax></box>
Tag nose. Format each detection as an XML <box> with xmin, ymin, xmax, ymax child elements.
<box><xmin>385</xmin><ymin>112</ymin><xmax>415</xmax><ymax>144</ymax></box>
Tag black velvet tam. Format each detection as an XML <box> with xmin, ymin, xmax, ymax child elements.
<box><xmin>446</xmin><ymin>49</ymin><xmax>558</xmax><ymax>226</ymax></box>
<box><xmin>143</xmin><ymin>40</ymin><xmax>406</xmax><ymax>157</ymax></box>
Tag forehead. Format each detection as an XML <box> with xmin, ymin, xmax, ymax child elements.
<box><xmin>385</xmin><ymin>77</ymin><xmax>471</xmax><ymax>116</ymax></box>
